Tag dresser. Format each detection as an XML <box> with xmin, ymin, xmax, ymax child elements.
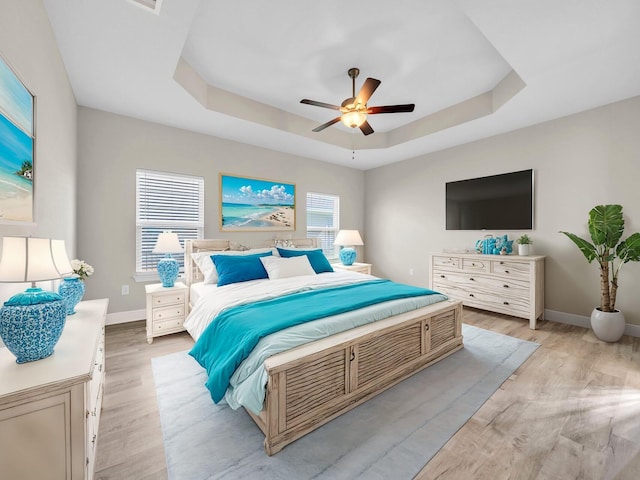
<box><xmin>430</xmin><ymin>253</ymin><xmax>545</xmax><ymax>329</ymax></box>
<box><xmin>0</xmin><ymin>298</ymin><xmax>108</xmax><ymax>480</ymax></box>
<box><xmin>145</xmin><ymin>282</ymin><xmax>188</xmax><ymax>344</ymax></box>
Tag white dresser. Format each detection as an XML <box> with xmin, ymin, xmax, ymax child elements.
<box><xmin>430</xmin><ymin>253</ymin><xmax>545</xmax><ymax>329</ymax></box>
<box><xmin>0</xmin><ymin>298</ymin><xmax>108</xmax><ymax>480</ymax></box>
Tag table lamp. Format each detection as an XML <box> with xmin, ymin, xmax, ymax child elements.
<box><xmin>0</xmin><ymin>237</ymin><xmax>73</xmax><ymax>363</ymax></box>
<box><xmin>334</xmin><ymin>230</ymin><xmax>364</xmax><ymax>266</ymax></box>
<box><xmin>153</xmin><ymin>231</ymin><xmax>183</xmax><ymax>287</ymax></box>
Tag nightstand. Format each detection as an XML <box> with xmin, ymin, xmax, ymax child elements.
<box><xmin>145</xmin><ymin>282</ymin><xmax>188</xmax><ymax>344</ymax></box>
<box><xmin>333</xmin><ymin>262</ymin><xmax>372</xmax><ymax>275</ymax></box>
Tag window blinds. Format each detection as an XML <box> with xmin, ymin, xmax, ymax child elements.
<box><xmin>136</xmin><ymin>169</ymin><xmax>204</xmax><ymax>273</ymax></box>
<box><xmin>306</xmin><ymin>192</ymin><xmax>340</xmax><ymax>259</ymax></box>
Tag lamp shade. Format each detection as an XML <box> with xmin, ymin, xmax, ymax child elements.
<box><xmin>334</xmin><ymin>230</ymin><xmax>364</xmax><ymax>247</ymax></box>
<box><xmin>152</xmin><ymin>231</ymin><xmax>183</xmax><ymax>254</ymax></box>
<box><xmin>0</xmin><ymin>237</ymin><xmax>72</xmax><ymax>283</ymax></box>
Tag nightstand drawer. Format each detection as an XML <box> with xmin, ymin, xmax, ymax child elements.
<box><xmin>153</xmin><ymin>317</ymin><xmax>184</xmax><ymax>333</ymax></box>
<box><xmin>152</xmin><ymin>292</ymin><xmax>186</xmax><ymax>307</ymax></box>
<box><xmin>152</xmin><ymin>304</ymin><xmax>185</xmax><ymax>321</ymax></box>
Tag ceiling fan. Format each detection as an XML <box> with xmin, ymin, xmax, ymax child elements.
<box><xmin>300</xmin><ymin>67</ymin><xmax>415</xmax><ymax>136</ymax></box>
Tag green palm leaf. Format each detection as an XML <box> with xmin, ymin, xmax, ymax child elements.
<box><xmin>588</xmin><ymin>204</ymin><xmax>624</xmax><ymax>248</ymax></box>
<box><xmin>559</xmin><ymin>231</ymin><xmax>597</xmax><ymax>263</ymax></box>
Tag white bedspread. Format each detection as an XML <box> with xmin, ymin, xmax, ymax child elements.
<box><xmin>183</xmin><ymin>271</ymin><xmax>448</xmax><ymax>413</ymax></box>
<box><xmin>183</xmin><ymin>270</ymin><xmax>372</xmax><ymax>341</ymax></box>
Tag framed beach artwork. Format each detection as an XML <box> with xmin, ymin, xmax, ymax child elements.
<box><xmin>220</xmin><ymin>174</ymin><xmax>295</xmax><ymax>231</ymax></box>
<box><xmin>0</xmin><ymin>55</ymin><xmax>34</xmax><ymax>224</ymax></box>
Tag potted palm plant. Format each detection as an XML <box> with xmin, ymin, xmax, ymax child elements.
<box><xmin>560</xmin><ymin>204</ymin><xmax>640</xmax><ymax>342</ymax></box>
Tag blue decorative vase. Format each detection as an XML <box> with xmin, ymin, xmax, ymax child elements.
<box><xmin>339</xmin><ymin>247</ymin><xmax>357</xmax><ymax>266</ymax></box>
<box><xmin>158</xmin><ymin>254</ymin><xmax>179</xmax><ymax>287</ymax></box>
<box><xmin>0</xmin><ymin>288</ymin><xmax>67</xmax><ymax>364</ymax></box>
<box><xmin>58</xmin><ymin>277</ymin><xmax>86</xmax><ymax>315</ymax></box>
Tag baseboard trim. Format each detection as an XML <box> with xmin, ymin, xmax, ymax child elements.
<box><xmin>544</xmin><ymin>309</ymin><xmax>640</xmax><ymax>338</ymax></box>
<box><xmin>106</xmin><ymin>308</ymin><xmax>145</xmax><ymax>326</ymax></box>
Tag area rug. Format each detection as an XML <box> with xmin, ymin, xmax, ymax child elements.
<box><xmin>152</xmin><ymin>324</ymin><xmax>539</xmax><ymax>480</ymax></box>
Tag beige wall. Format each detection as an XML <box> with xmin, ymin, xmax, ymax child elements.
<box><xmin>77</xmin><ymin>107</ymin><xmax>365</xmax><ymax>313</ymax></box>
<box><xmin>365</xmin><ymin>96</ymin><xmax>640</xmax><ymax>326</ymax></box>
<box><xmin>0</xmin><ymin>0</ymin><xmax>77</xmax><ymax>303</ymax></box>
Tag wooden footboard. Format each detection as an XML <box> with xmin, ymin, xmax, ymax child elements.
<box><xmin>246</xmin><ymin>298</ymin><xmax>463</xmax><ymax>455</ymax></box>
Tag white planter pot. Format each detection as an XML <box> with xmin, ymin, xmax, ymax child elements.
<box><xmin>518</xmin><ymin>244</ymin><xmax>530</xmax><ymax>256</ymax></box>
<box><xmin>590</xmin><ymin>308</ymin><xmax>625</xmax><ymax>342</ymax></box>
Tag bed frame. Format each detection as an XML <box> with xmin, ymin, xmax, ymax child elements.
<box><xmin>184</xmin><ymin>239</ymin><xmax>464</xmax><ymax>455</ymax></box>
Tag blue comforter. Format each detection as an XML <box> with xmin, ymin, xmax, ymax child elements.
<box><xmin>189</xmin><ymin>279</ymin><xmax>441</xmax><ymax>402</ymax></box>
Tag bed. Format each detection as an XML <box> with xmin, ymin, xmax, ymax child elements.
<box><xmin>183</xmin><ymin>238</ymin><xmax>463</xmax><ymax>455</ymax></box>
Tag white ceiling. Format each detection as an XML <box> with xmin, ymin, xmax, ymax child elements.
<box><xmin>43</xmin><ymin>0</ymin><xmax>640</xmax><ymax>170</ymax></box>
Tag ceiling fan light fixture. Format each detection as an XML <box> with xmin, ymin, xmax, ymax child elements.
<box><xmin>341</xmin><ymin>110</ymin><xmax>367</xmax><ymax>128</ymax></box>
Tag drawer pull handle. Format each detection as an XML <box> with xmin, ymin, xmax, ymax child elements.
<box><xmin>471</xmin><ymin>262</ymin><xmax>476</xmax><ymax>266</ymax></box>
<box><xmin>92</xmin><ymin>434</ymin><xmax>97</xmax><ymax>445</ymax></box>
<box><xmin>469</xmin><ymin>277</ymin><xmax>474</xmax><ymax>281</ymax></box>
<box><xmin>503</xmin><ymin>284</ymin><xmax>509</xmax><ymax>288</ymax></box>
<box><xmin>425</xmin><ymin>323</ymin><xmax>430</xmax><ymax>331</ymax></box>
<box><xmin>505</xmin><ymin>270</ymin><xmax>510</xmax><ymax>274</ymax></box>
<box><xmin>500</xmin><ymin>261</ymin><xmax>504</xmax><ymax>264</ymax></box>
<box><xmin>503</xmin><ymin>301</ymin><xmax>509</xmax><ymax>305</ymax></box>
<box><xmin>350</xmin><ymin>350</ymin><xmax>356</xmax><ymax>362</ymax></box>
<box><xmin>469</xmin><ymin>294</ymin><xmax>475</xmax><ymax>297</ymax></box>
<box><xmin>440</xmin><ymin>275</ymin><xmax>445</xmax><ymax>278</ymax></box>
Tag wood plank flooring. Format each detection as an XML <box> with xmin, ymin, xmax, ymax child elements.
<box><xmin>94</xmin><ymin>309</ymin><xmax>640</xmax><ymax>480</ymax></box>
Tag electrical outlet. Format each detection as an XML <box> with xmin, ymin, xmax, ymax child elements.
<box><xmin>409</xmin><ymin>268</ymin><xmax>414</xmax><ymax>276</ymax></box>
<box><xmin>121</xmin><ymin>284</ymin><xmax>129</xmax><ymax>295</ymax></box>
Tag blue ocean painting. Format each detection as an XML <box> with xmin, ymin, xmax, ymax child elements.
<box><xmin>0</xmin><ymin>56</ymin><xmax>34</xmax><ymax>223</ymax></box>
<box><xmin>220</xmin><ymin>175</ymin><xmax>295</xmax><ymax>230</ymax></box>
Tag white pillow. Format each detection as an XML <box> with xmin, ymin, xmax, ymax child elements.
<box><xmin>191</xmin><ymin>248</ymin><xmax>275</xmax><ymax>284</ymax></box>
<box><xmin>260</xmin><ymin>255</ymin><xmax>316</xmax><ymax>280</ymax></box>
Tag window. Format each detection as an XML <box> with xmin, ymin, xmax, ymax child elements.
<box><xmin>306</xmin><ymin>192</ymin><xmax>340</xmax><ymax>259</ymax></box>
<box><xmin>135</xmin><ymin>169</ymin><xmax>204</xmax><ymax>280</ymax></box>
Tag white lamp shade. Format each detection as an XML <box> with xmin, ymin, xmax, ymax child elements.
<box><xmin>0</xmin><ymin>237</ymin><xmax>71</xmax><ymax>283</ymax></box>
<box><xmin>152</xmin><ymin>231</ymin><xmax>184</xmax><ymax>254</ymax></box>
<box><xmin>51</xmin><ymin>239</ymin><xmax>74</xmax><ymax>277</ymax></box>
<box><xmin>334</xmin><ymin>230</ymin><xmax>364</xmax><ymax>246</ymax></box>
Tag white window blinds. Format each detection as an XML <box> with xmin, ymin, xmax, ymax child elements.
<box><xmin>306</xmin><ymin>192</ymin><xmax>340</xmax><ymax>259</ymax></box>
<box><xmin>136</xmin><ymin>169</ymin><xmax>204</xmax><ymax>275</ymax></box>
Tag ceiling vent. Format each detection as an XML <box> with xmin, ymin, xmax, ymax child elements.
<box><xmin>128</xmin><ymin>0</ymin><xmax>162</xmax><ymax>14</ymax></box>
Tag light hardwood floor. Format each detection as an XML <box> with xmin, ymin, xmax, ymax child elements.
<box><xmin>95</xmin><ymin>309</ymin><xmax>640</xmax><ymax>480</ymax></box>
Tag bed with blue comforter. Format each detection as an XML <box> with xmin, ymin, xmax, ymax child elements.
<box><xmin>183</xmin><ymin>239</ymin><xmax>463</xmax><ymax>455</ymax></box>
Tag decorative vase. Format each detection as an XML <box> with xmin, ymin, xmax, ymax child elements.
<box><xmin>518</xmin><ymin>244</ymin><xmax>530</xmax><ymax>256</ymax></box>
<box><xmin>339</xmin><ymin>247</ymin><xmax>357</xmax><ymax>266</ymax></box>
<box><xmin>157</xmin><ymin>254</ymin><xmax>179</xmax><ymax>287</ymax></box>
<box><xmin>0</xmin><ymin>288</ymin><xmax>67</xmax><ymax>363</ymax></box>
<box><xmin>58</xmin><ymin>277</ymin><xmax>86</xmax><ymax>315</ymax></box>
<box><xmin>590</xmin><ymin>308</ymin><xmax>625</xmax><ymax>342</ymax></box>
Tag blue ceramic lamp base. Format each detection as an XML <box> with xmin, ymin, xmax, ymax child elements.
<box><xmin>0</xmin><ymin>288</ymin><xmax>67</xmax><ymax>364</ymax></box>
<box><xmin>158</xmin><ymin>254</ymin><xmax>179</xmax><ymax>287</ymax></box>
<box><xmin>339</xmin><ymin>247</ymin><xmax>357</xmax><ymax>266</ymax></box>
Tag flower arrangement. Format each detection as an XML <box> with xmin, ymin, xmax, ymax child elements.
<box><xmin>71</xmin><ymin>259</ymin><xmax>94</xmax><ymax>281</ymax></box>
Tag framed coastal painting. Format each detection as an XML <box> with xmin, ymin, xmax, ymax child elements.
<box><xmin>220</xmin><ymin>174</ymin><xmax>295</xmax><ymax>231</ymax></box>
<box><xmin>0</xmin><ymin>55</ymin><xmax>34</xmax><ymax>224</ymax></box>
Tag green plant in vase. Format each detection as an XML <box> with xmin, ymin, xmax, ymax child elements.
<box><xmin>560</xmin><ymin>204</ymin><xmax>640</xmax><ymax>341</ymax></box>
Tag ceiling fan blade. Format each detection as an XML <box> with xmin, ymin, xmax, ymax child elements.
<box><xmin>359</xmin><ymin>120</ymin><xmax>374</xmax><ymax>136</ymax></box>
<box><xmin>301</xmin><ymin>99</ymin><xmax>341</xmax><ymax>110</ymax></box>
<box><xmin>367</xmin><ymin>104</ymin><xmax>415</xmax><ymax>114</ymax></box>
<box><xmin>312</xmin><ymin>117</ymin><xmax>342</xmax><ymax>132</ymax></box>
<box><xmin>355</xmin><ymin>78</ymin><xmax>381</xmax><ymax>105</ymax></box>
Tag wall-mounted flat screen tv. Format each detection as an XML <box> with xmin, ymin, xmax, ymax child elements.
<box><xmin>446</xmin><ymin>169</ymin><xmax>533</xmax><ymax>230</ymax></box>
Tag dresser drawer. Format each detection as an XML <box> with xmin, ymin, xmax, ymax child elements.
<box><xmin>152</xmin><ymin>291</ymin><xmax>186</xmax><ymax>307</ymax></box>
<box><xmin>492</xmin><ymin>260</ymin><xmax>530</xmax><ymax>279</ymax></box>
<box><xmin>432</xmin><ymin>256</ymin><xmax>460</xmax><ymax>269</ymax></box>
<box><xmin>153</xmin><ymin>317</ymin><xmax>185</xmax><ymax>333</ymax></box>
<box><xmin>461</xmin><ymin>258</ymin><xmax>489</xmax><ymax>272</ymax></box>
<box><xmin>153</xmin><ymin>304</ymin><xmax>185</xmax><ymax>321</ymax></box>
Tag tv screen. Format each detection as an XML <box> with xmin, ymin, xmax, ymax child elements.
<box><xmin>446</xmin><ymin>169</ymin><xmax>533</xmax><ymax>230</ymax></box>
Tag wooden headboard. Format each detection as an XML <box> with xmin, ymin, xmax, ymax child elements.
<box><xmin>184</xmin><ymin>238</ymin><xmax>319</xmax><ymax>286</ymax></box>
